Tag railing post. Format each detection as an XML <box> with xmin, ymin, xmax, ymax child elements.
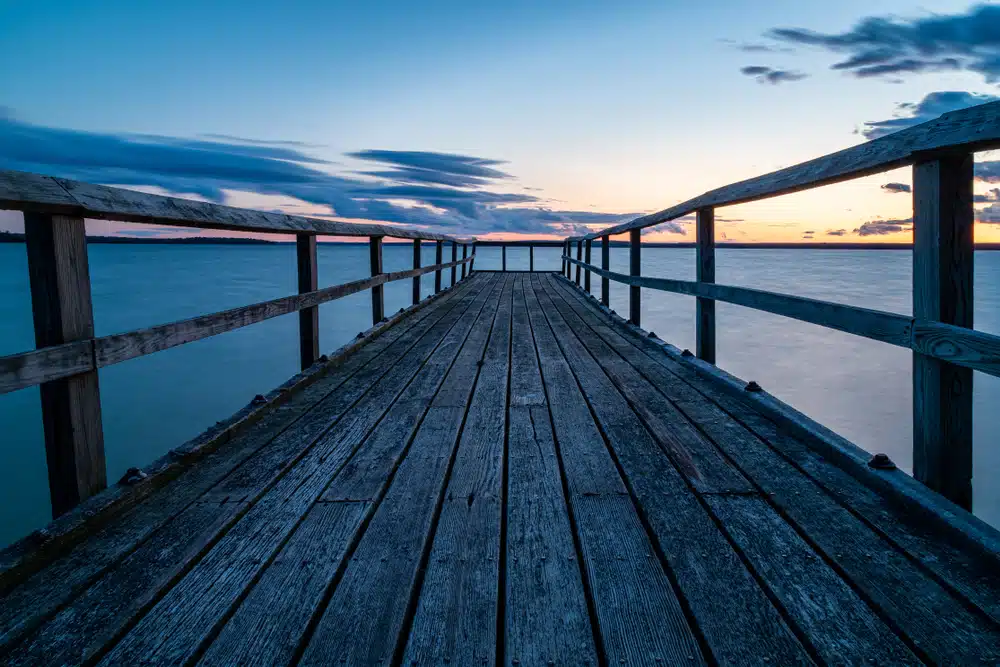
<box><xmin>575</xmin><ymin>241</ymin><xmax>582</xmax><ymax>285</ymax></box>
<box><xmin>584</xmin><ymin>238</ymin><xmax>592</xmax><ymax>294</ymax></box>
<box><xmin>529</xmin><ymin>245</ymin><xmax>534</xmax><ymax>272</ymax></box>
<box><xmin>601</xmin><ymin>235</ymin><xmax>610</xmax><ymax>306</ymax></box>
<box><xmin>696</xmin><ymin>207</ymin><xmax>716</xmax><ymax>364</ymax></box>
<box><xmin>369</xmin><ymin>235</ymin><xmax>384</xmax><ymax>325</ymax></box>
<box><xmin>461</xmin><ymin>244</ymin><xmax>468</xmax><ymax>280</ymax></box>
<box><xmin>24</xmin><ymin>213</ymin><xmax>106</xmax><ymax>517</ymax></box>
<box><xmin>629</xmin><ymin>229</ymin><xmax>641</xmax><ymax>326</ymax></box>
<box><xmin>296</xmin><ymin>233</ymin><xmax>319</xmax><ymax>370</ymax></box>
<box><xmin>502</xmin><ymin>244</ymin><xmax>507</xmax><ymax>272</ymax></box>
<box><xmin>412</xmin><ymin>239</ymin><xmax>422</xmax><ymax>305</ymax></box>
<box><xmin>912</xmin><ymin>153</ymin><xmax>974</xmax><ymax>510</ymax></box>
<box><xmin>451</xmin><ymin>242</ymin><xmax>458</xmax><ymax>286</ymax></box>
<box><xmin>435</xmin><ymin>240</ymin><xmax>443</xmax><ymax>293</ymax></box>
<box><xmin>471</xmin><ymin>242</ymin><xmax>476</xmax><ymax>272</ymax></box>
<box><xmin>562</xmin><ymin>241</ymin><xmax>568</xmax><ymax>277</ymax></box>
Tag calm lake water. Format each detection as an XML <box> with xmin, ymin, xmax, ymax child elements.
<box><xmin>1</xmin><ymin>243</ymin><xmax>998</xmax><ymax>546</ymax></box>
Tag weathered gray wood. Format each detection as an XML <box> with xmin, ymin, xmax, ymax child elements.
<box><xmin>529</xmin><ymin>244</ymin><xmax>534</xmax><ymax>271</ymax></box>
<box><xmin>23</xmin><ymin>213</ymin><xmax>106</xmax><ymax>517</ymax></box>
<box><xmin>412</xmin><ymin>239</ymin><xmax>422</xmax><ymax>305</ymax></box>
<box><xmin>0</xmin><ymin>341</ymin><xmax>93</xmax><ymax>395</ymax></box>
<box><xmin>502</xmin><ymin>243</ymin><xmax>507</xmax><ymax>271</ymax></box>
<box><xmin>562</xmin><ymin>240</ymin><xmax>568</xmax><ymax>277</ymax></box>
<box><xmin>0</xmin><ymin>280</ymin><xmax>487</xmax><ymax>663</ymax></box>
<box><xmin>296</xmin><ymin>234</ymin><xmax>319</xmax><ymax>370</ymax></box>
<box><xmin>435</xmin><ymin>240</ymin><xmax>443</xmax><ymax>292</ymax></box>
<box><xmin>525</xmin><ymin>273</ymin><xmax>706</xmax><ymax>665</ymax></box>
<box><xmin>536</xmin><ymin>276</ymin><xmax>809</xmax><ymax>664</ymax></box>
<box><xmin>584</xmin><ymin>238</ymin><xmax>592</xmax><ymax>293</ymax></box>
<box><xmin>462</xmin><ymin>244</ymin><xmax>469</xmax><ymax>279</ymax></box>
<box><xmin>568</xmin><ymin>99</ymin><xmax>1000</xmax><ymax>240</ymax></box>
<box><xmin>629</xmin><ymin>229</ymin><xmax>640</xmax><ymax>326</ymax></box>
<box><xmin>575</xmin><ymin>240</ymin><xmax>582</xmax><ymax>285</ymax></box>
<box><xmin>913</xmin><ymin>153</ymin><xmax>975</xmax><ymax>509</ymax></box>
<box><xmin>696</xmin><ymin>207</ymin><xmax>715</xmax><ymax>364</ymax></box>
<box><xmin>0</xmin><ymin>169</ymin><xmax>472</xmax><ymax>242</ymax></box>
<box><xmin>95</xmin><ymin>278</ymin><xmax>495</xmax><ymax>666</ymax></box>
<box><xmin>475</xmin><ymin>240</ymin><xmax>564</xmax><ymax>247</ymax></box>
<box><xmin>370</xmin><ymin>235</ymin><xmax>383</xmax><ymax>325</ymax></box>
<box><xmin>601</xmin><ymin>235</ymin><xmax>609</xmax><ymax>306</ymax></box>
<box><xmin>401</xmin><ymin>275</ymin><xmax>513</xmax><ymax>666</ymax></box>
<box><xmin>451</xmin><ymin>242</ymin><xmax>458</xmax><ymax>286</ymax></box>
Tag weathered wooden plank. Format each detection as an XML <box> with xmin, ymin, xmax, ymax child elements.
<box><xmin>301</xmin><ymin>277</ymin><xmax>507</xmax><ymax>666</ymax></box>
<box><xmin>202</xmin><ymin>277</ymin><xmax>504</xmax><ymax>667</ymax></box>
<box><xmin>0</xmin><ymin>169</ymin><xmax>471</xmax><ymax>242</ymax></box>
<box><xmin>296</xmin><ymin>234</ymin><xmax>319</xmax><ymax>370</ymax></box>
<box><xmin>461</xmin><ymin>243</ymin><xmax>468</xmax><ymax>280</ymax></box>
<box><xmin>24</xmin><ymin>213</ymin><xmax>106</xmax><ymax>516</ymax></box>
<box><xmin>913</xmin><ymin>153</ymin><xmax>975</xmax><ymax>509</ymax></box>
<box><xmin>529</xmin><ymin>244</ymin><xmax>534</xmax><ymax>271</ymax></box>
<box><xmin>569</xmin><ymin>99</ymin><xmax>1000</xmax><ymax>240</ymax></box>
<box><xmin>412</xmin><ymin>239</ymin><xmax>422</xmax><ymax>305</ymax></box>
<box><xmin>0</xmin><ymin>279</ymin><xmax>486</xmax><ymax>661</ymax></box>
<box><xmin>707</xmin><ymin>495</ymin><xmax>919</xmax><ymax>665</ymax></box>
<box><xmin>451</xmin><ymin>242</ymin><xmax>458</xmax><ymax>286</ymax></box>
<box><xmin>575</xmin><ymin>240</ymin><xmax>582</xmax><ymax>285</ymax></box>
<box><xmin>502</xmin><ymin>243</ymin><xmax>507</xmax><ymax>271</ymax></box>
<box><xmin>401</xmin><ymin>275</ymin><xmax>513</xmax><ymax>666</ymax></box>
<box><xmin>696</xmin><ymin>207</ymin><xmax>715</xmax><ymax>364</ymax></box>
<box><xmin>370</xmin><ymin>235</ymin><xmax>384</xmax><ymax>325</ymax></box>
<box><xmin>0</xmin><ymin>341</ymin><xmax>92</xmax><ymax>395</ymax></box>
<box><xmin>435</xmin><ymin>240</ymin><xmax>443</xmax><ymax>292</ymax></box>
<box><xmin>92</xmin><ymin>279</ymin><xmax>494</xmax><ymax>666</ymax></box>
<box><xmin>525</xmin><ymin>273</ymin><xmax>706</xmax><ymax>665</ymax></box>
<box><xmin>584</xmin><ymin>238</ymin><xmax>592</xmax><ymax>293</ymax></box>
<box><xmin>628</xmin><ymin>229</ymin><xmax>640</xmax><ymax>326</ymax></box>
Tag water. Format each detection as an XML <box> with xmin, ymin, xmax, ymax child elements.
<box><xmin>0</xmin><ymin>243</ymin><xmax>997</xmax><ymax>546</ymax></box>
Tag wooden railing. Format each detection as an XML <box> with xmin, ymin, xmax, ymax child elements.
<box><xmin>0</xmin><ymin>170</ymin><xmax>475</xmax><ymax>516</ymax></box>
<box><xmin>562</xmin><ymin>100</ymin><xmax>1000</xmax><ymax>511</ymax></box>
<box><xmin>471</xmin><ymin>239</ymin><xmax>565</xmax><ymax>272</ymax></box>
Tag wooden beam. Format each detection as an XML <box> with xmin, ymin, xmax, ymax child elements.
<box><xmin>601</xmin><ymin>235</ymin><xmax>610</xmax><ymax>306</ymax></box>
<box><xmin>502</xmin><ymin>244</ymin><xmax>507</xmax><ymax>272</ymax></box>
<box><xmin>697</xmin><ymin>208</ymin><xmax>716</xmax><ymax>364</ymax></box>
<box><xmin>24</xmin><ymin>213</ymin><xmax>106</xmax><ymax>517</ymax></box>
<box><xmin>0</xmin><ymin>170</ymin><xmax>473</xmax><ymax>243</ymax></box>
<box><xmin>451</xmin><ymin>243</ymin><xmax>458</xmax><ymax>286</ymax></box>
<box><xmin>296</xmin><ymin>234</ymin><xmax>319</xmax><ymax>370</ymax></box>
<box><xmin>412</xmin><ymin>239</ymin><xmax>422</xmax><ymax>305</ymax></box>
<box><xmin>564</xmin><ymin>99</ymin><xmax>1000</xmax><ymax>241</ymax></box>
<box><xmin>575</xmin><ymin>241</ymin><xmax>582</xmax><ymax>285</ymax></box>
<box><xmin>461</xmin><ymin>244</ymin><xmax>468</xmax><ymax>280</ymax></box>
<box><xmin>629</xmin><ymin>229</ymin><xmax>641</xmax><ymax>326</ymax></box>
<box><xmin>562</xmin><ymin>241</ymin><xmax>568</xmax><ymax>277</ymax></box>
<box><xmin>912</xmin><ymin>153</ymin><xmax>975</xmax><ymax>510</ymax></box>
<box><xmin>435</xmin><ymin>241</ymin><xmax>443</xmax><ymax>292</ymax></box>
<box><xmin>584</xmin><ymin>239</ymin><xmax>592</xmax><ymax>293</ymax></box>
<box><xmin>370</xmin><ymin>236</ymin><xmax>384</xmax><ymax>325</ymax></box>
<box><xmin>470</xmin><ymin>242</ymin><xmax>476</xmax><ymax>272</ymax></box>
<box><xmin>529</xmin><ymin>245</ymin><xmax>534</xmax><ymax>272</ymax></box>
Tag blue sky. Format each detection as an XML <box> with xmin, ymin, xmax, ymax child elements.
<box><xmin>2</xmin><ymin>0</ymin><xmax>999</xmax><ymax>241</ymax></box>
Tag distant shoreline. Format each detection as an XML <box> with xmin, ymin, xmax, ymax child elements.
<box><xmin>0</xmin><ymin>232</ymin><xmax>997</xmax><ymax>250</ymax></box>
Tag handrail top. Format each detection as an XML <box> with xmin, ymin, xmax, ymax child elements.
<box><xmin>0</xmin><ymin>169</ymin><xmax>474</xmax><ymax>243</ymax></box>
<box><xmin>568</xmin><ymin>100</ymin><xmax>1000</xmax><ymax>241</ymax></box>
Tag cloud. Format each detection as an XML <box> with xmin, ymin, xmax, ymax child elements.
<box><xmin>0</xmin><ymin>114</ymin><xmax>636</xmax><ymax>237</ymax></box>
<box><xmin>881</xmin><ymin>182</ymin><xmax>911</xmax><ymax>194</ymax></box>
<box><xmin>860</xmin><ymin>91</ymin><xmax>999</xmax><ymax>139</ymax></box>
<box><xmin>977</xmin><ymin>161</ymin><xmax>1000</xmax><ymax>182</ymax></box>
<box><xmin>853</xmin><ymin>217</ymin><xmax>913</xmax><ymax>236</ymax></box>
<box><xmin>826</xmin><ymin>229</ymin><xmax>848</xmax><ymax>236</ymax></box>
<box><xmin>975</xmin><ymin>187</ymin><xmax>1000</xmax><ymax>203</ymax></box>
<box><xmin>740</xmin><ymin>65</ymin><xmax>808</xmax><ymax>84</ymax></box>
<box><xmin>766</xmin><ymin>5</ymin><xmax>1000</xmax><ymax>83</ymax></box>
<box><xmin>978</xmin><ymin>203</ymin><xmax>1000</xmax><ymax>222</ymax></box>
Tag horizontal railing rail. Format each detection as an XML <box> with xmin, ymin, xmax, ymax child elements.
<box><xmin>560</xmin><ymin>99</ymin><xmax>1000</xmax><ymax>513</ymax></box>
<box><xmin>2</xmin><ymin>173</ymin><xmax>478</xmax><ymax>517</ymax></box>
<box><xmin>564</xmin><ymin>256</ymin><xmax>1000</xmax><ymax>378</ymax></box>
<box><xmin>469</xmin><ymin>239</ymin><xmax>565</xmax><ymax>271</ymax></box>
<box><xmin>0</xmin><ymin>169</ymin><xmax>473</xmax><ymax>242</ymax></box>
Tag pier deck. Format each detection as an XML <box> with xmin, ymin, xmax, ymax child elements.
<box><xmin>2</xmin><ymin>271</ymin><xmax>1000</xmax><ymax>666</ymax></box>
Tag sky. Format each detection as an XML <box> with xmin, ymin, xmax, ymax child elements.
<box><xmin>2</xmin><ymin>0</ymin><xmax>1000</xmax><ymax>243</ymax></box>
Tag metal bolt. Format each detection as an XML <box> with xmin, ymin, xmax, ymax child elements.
<box><xmin>868</xmin><ymin>453</ymin><xmax>896</xmax><ymax>470</ymax></box>
<box><xmin>744</xmin><ymin>380</ymin><xmax>763</xmax><ymax>393</ymax></box>
<box><xmin>681</xmin><ymin>349</ymin><xmax>693</xmax><ymax>357</ymax></box>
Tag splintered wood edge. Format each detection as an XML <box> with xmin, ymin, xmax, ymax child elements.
<box><xmin>553</xmin><ymin>274</ymin><xmax>1000</xmax><ymax>566</ymax></box>
<box><xmin>0</xmin><ymin>279</ymin><xmax>466</xmax><ymax>588</ymax></box>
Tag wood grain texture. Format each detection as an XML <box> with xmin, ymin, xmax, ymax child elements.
<box><xmin>629</xmin><ymin>229</ymin><xmax>641</xmax><ymax>326</ymax></box>
<box><xmin>412</xmin><ymin>239</ymin><xmax>422</xmax><ymax>305</ymax></box>
<box><xmin>0</xmin><ymin>341</ymin><xmax>92</xmax><ymax>395</ymax></box>
<box><xmin>567</xmin><ymin>99</ymin><xmax>1000</xmax><ymax>240</ymax></box>
<box><xmin>600</xmin><ymin>235</ymin><xmax>610</xmax><ymax>306</ymax></box>
<box><xmin>451</xmin><ymin>242</ymin><xmax>458</xmax><ymax>286</ymax></box>
<box><xmin>370</xmin><ymin>235</ymin><xmax>384</xmax><ymax>325</ymax></box>
<box><xmin>583</xmin><ymin>238</ymin><xmax>592</xmax><ymax>293</ymax></box>
<box><xmin>296</xmin><ymin>234</ymin><xmax>319</xmax><ymax>370</ymax></box>
<box><xmin>696</xmin><ymin>207</ymin><xmax>715</xmax><ymax>364</ymax></box>
<box><xmin>24</xmin><ymin>213</ymin><xmax>106</xmax><ymax>516</ymax></box>
<box><xmin>912</xmin><ymin>154</ymin><xmax>975</xmax><ymax>509</ymax></box>
<box><xmin>0</xmin><ymin>169</ymin><xmax>472</xmax><ymax>242</ymax></box>
<box><xmin>435</xmin><ymin>240</ymin><xmax>443</xmax><ymax>292</ymax></box>
<box><xmin>575</xmin><ymin>240</ymin><xmax>582</xmax><ymax>285</ymax></box>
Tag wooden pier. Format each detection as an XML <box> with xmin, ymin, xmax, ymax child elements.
<box><xmin>2</xmin><ymin>101</ymin><xmax>1000</xmax><ymax>665</ymax></box>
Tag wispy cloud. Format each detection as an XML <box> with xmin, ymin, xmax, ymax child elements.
<box><xmin>860</xmin><ymin>91</ymin><xmax>999</xmax><ymax>140</ymax></box>
<box><xmin>826</xmin><ymin>229</ymin><xmax>848</xmax><ymax>236</ymax></box>
<box><xmin>881</xmin><ymin>182</ymin><xmax>911</xmax><ymax>194</ymax></box>
<box><xmin>763</xmin><ymin>5</ymin><xmax>1000</xmax><ymax>83</ymax></box>
<box><xmin>853</xmin><ymin>217</ymin><xmax>913</xmax><ymax>236</ymax></box>
<box><xmin>739</xmin><ymin>65</ymin><xmax>808</xmax><ymax>84</ymax></box>
<box><xmin>0</xmin><ymin>114</ymin><xmax>646</xmax><ymax>237</ymax></box>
